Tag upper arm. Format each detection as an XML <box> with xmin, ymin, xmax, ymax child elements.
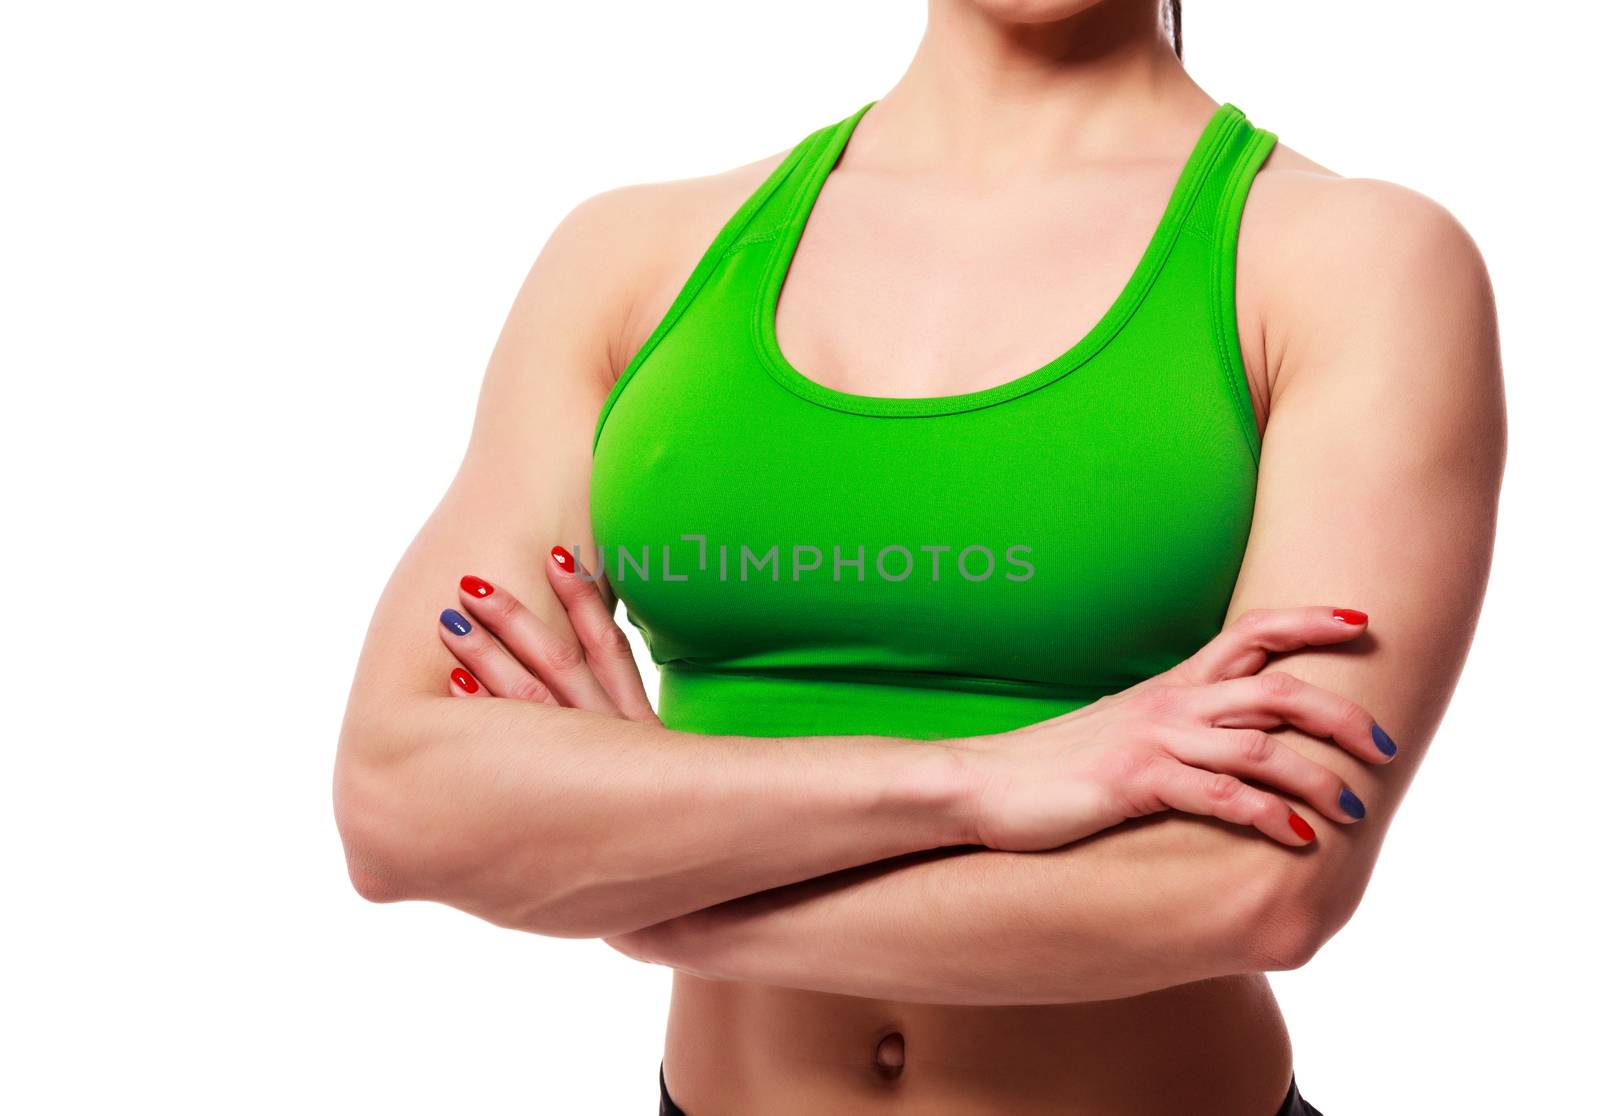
<box><xmin>334</xmin><ymin>139</ymin><xmax>802</xmax><ymax>753</ymax></box>
<box><xmin>1228</xmin><ymin>174</ymin><xmax>1506</xmax><ymax>947</ymax></box>
<box><xmin>338</xmin><ymin>187</ymin><xmax>648</xmax><ymax>749</ymax></box>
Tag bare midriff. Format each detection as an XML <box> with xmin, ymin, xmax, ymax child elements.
<box><xmin>662</xmin><ymin>973</ymin><xmax>1293</xmax><ymax>1116</ymax></box>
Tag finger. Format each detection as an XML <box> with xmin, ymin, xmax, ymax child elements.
<box><xmin>1185</xmin><ymin>672</ymin><xmax>1397</xmax><ymax>764</ymax></box>
<box><xmin>447</xmin><ymin>666</ymin><xmax>487</xmax><ymax>699</ymax></box>
<box><xmin>455</xmin><ymin>576</ymin><xmax>619</xmax><ymax>714</ymax></box>
<box><xmin>437</xmin><ymin>607</ymin><xmax>557</xmax><ymax>705</ymax></box>
<box><xmin>1175</xmin><ymin>606</ymin><xmax>1371</xmax><ymax>684</ymax></box>
<box><xmin>1141</xmin><ymin>758</ymin><xmax>1318</xmax><ymax>847</ymax></box>
<box><xmin>546</xmin><ymin>547</ymin><xmax>658</xmax><ymax>723</ymax></box>
<box><xmin>1162</xmin><ymin>727</ymin><xmax>1367</xmax><ymax>825</ymax></box>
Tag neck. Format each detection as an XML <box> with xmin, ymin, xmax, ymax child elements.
<box><xmin>864</xmin><ymin>0</ymin><xmax>1208</xmax><ymax>179</ymax></box>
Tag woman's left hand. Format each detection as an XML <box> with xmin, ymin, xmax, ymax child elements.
<box><xmin>434</xmin><ymin>545</ymin><xmax>659</xmax><ymax>724</ymax></box>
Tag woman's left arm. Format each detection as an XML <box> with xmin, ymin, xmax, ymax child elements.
<box><xmin>607</xmin><ymin>180</ymin><xmax>1507</xmax><ymax>1004</ymax></box>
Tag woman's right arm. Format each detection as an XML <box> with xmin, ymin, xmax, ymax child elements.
<box><xmin>333</xmin><ymin>180</ymin><xmax>981</xmax><ymax>939</ymax></box>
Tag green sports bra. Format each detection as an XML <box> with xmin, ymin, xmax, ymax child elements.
<box><xmin>590</xmin><ymin>101</ymin><xmax>1278</xmax><ymax>741</ymax></box>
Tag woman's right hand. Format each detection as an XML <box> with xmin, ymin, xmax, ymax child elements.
<box><xmin>955</xmin><ymin>607</ymin><xmax>1395</xmax><ymax>852</ymax></box>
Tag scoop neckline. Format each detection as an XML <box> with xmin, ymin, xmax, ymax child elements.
<box><xmin>754</xmin><ymin>100</ymin><xmax>1246</xmax><ymax>418</ymax></box>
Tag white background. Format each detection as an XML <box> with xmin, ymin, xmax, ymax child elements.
<box><xmin>3</xmin><ymin>2</ymin><xmax>1594</xmax><ymax>1112</ymax></box>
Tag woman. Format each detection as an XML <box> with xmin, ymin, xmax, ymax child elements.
<box><xmin>334</xmin><ymin>1</ymin><xmax>1504</xmax><ymax>1112</ymax></box>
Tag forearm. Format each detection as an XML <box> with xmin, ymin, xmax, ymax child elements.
<box><xmin>334</xmin><ymin>694</ymin><xmax>971</xmax><ymax>938</ymax></box>
<box><xmin>611</xmin><ymin>810</ymin><xmax>1334</xmax><ymax>1006</ymax></box>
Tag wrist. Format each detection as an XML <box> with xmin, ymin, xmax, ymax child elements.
<box><xmin>914</xmin><ymin>735</ymin><xmax>990</xmax><ymax>848</ymax></box>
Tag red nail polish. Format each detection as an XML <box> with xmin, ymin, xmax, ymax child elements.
<box><xmin>460</xmin><ymin>575</ymin><xmax>494</xmax><ymax>598</ymax></box>
<box><xmin>1332</xmin><ymin>608</ymin><xmax>1368</xmax><ymax>625</ymax></box>
<box><xmin>551</xmin><ymin>546</ymin><xmax>574</xmax><ymax>572</ymax></box>
<box><xmin>450</xmin><ymin>668</ymin><xmax>479</xmax><ymax>694</ymax></box>
<box><xmin>1288</xmin><ymin>813</ymin><xmax>1316</xmax><ymax>842</ymax></box>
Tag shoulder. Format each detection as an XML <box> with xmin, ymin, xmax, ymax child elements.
<box><xmin>464</xmin><ymin>144</ymin><xmax>802</xmax><ymax>476</ymax></box>
<box><xmin>553</xmin><ymin>149</ymin><xmax>793</xmax><ymax>268</ymax></box>
<box><xmin>1245</xmin><ymin>144</ymin><xmax>1489</xmax><ymax>303</ymax></box>
<box><xmin>1233</xmin><ymin>138</ymin><xmax>1502</xmax><ymax>464</ymax></box>
<box><xmin>533</xmin><ymin>146</ymin><xmax>797</xmax><ymax>381</ymax></box>
<box><xmin>1237</xmin><ymin>139</ymin><xmax>1497</xmax><ymax>402</ymax></box>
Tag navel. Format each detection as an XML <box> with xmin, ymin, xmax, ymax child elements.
<box><xmin>873</xmin><ymin>1030</ymin><xmax>905</xmax><ymax>1081</ymax></box>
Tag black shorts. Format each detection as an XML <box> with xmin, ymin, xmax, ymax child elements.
<box><xmin>658</xmin><ymin>1061</ymin><xmax>1325</xmax><ymax>1115</ymax></box>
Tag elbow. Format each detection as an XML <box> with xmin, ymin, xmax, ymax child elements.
<box><xmin>346</xmin><ymin>858</ymin><xmax>408</xmax><ymax>906</ymax></box>
<box><xmin>332</xmin><ymin>708</ymin><xmax>648</xmax><ymax>939</ymax></box>
<box><xmin>333</xmin><ymin>745</ymin><xmax>424</xmax><ymax>907</ymax></box>
<box><xmin>1238</xmin><ymin>866</ymin><xmax>1366</xmax><ymax>974</ymax></box>
<box><xmin>340</xmin><ymin>814</ymin><xmax>411</xmax><ymax>906</ymax></box>
<box><xmin>1246</xmin><ymin>901</ymin><xmax>1334</xmax><ymax>973</ymax></box>
<box><xmin>332</xmin><ymin>710</ymin><xmax>458</xmax><ymax>910</ymax></box>
<box><xmin>331</xmin><ymin>723</ymin><xmax>598</xmax><ymax>935</ymax></box>
<box><xmin>333</xmin><ymin>756</ymin><xmax>506</xmax><ymax>915</ymax></box>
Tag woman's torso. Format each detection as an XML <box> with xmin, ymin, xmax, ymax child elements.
<box><xmin>591</xmin><ymin>100</ymin><xmax>1292</xmax><ymax>1114</ymax></box>
<box><xmin>664</xmin><ymin>974</ymin><xmax>1292</xmax><ymax>1116</ymax></box>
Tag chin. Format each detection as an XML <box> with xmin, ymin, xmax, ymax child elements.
<box><xmin>963</xmin><ymin>0</ymin><xmax>1110</xmax><ymax>24</ymax></box>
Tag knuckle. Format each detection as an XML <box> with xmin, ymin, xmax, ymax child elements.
<box><xmin>542</xmin><ymin>638</ymin><xmax>586</xmax><ymax>673</ymax></box>
<box><xmin>1205</xmin><ymin>772</ymin><xmax>1244</xmax><ymax>805</ymax></box>
<box><xmin>594</xmin><ymin>622</ymin><xmax>633</xmax><ymax>657</ymax></box>
<box><xmin>1232</xmin><ymin>608</ymin><xmax>1271</xmax><ymax>635</ymax></box>
<box><xmin>1249</xmin><ymin>794</ymin><xmax>1280</xmax><ymax>826</ymax></box>
<box><xmin>1135</xmin><ymin>684</ymin><xmax>1185</xmax><ymax>718</ymax></box>
<box><xmin>506</xmin><ymin>676</ymin><xmax>552</xmax><ymax>704</ymax></box>
<box><xmin>1258</xmin><ymin>671</ymin><xmax>1301</xmax><ymax>700</ymax></box>
<box><xmin>1239</xmin><ymin>730</ymin><xmax>1276</xmax><ymax>765</ymax></box>
<box><xmin>1108</xmin><ymin>744</ymin><xmax>1159</xmax><ymax>788</ymax></box>
<box><xmin>485</xmin><ymin>591</ymin><xmax>524</xmax><ymax>624</ymax></box>
<box><xmin>1330</xmin><ymin>695</ymin><xmax>1366</xmax><ymax>731</ymax></box>
<box><xmin>1110</xmin><ymin>753</ymin><xmax>1166</xmax><ymax>816</ymax></box>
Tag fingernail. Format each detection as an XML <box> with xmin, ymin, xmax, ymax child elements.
<box><xmin>551</xmin><ymin>546</ymin><xmax>574</xmax><ymax>573</ymax></box>
<box><xmin>1338</xmin><ymin>787</ymin><xmax>1366</xmax><ymax>820</ymax></box>
<box><xmin>440</xmin><ymin>608</ymin><xmax>471</xmax><ymax>636</ymax></box>
<box><xmin>1332</xmin><ymin>608</ymin><xmax>1368</xmax><ymax>625</ymax></box>
<box><xmin>1371</xmin><ymin>723</ymin><xmax>1398</xmax><ymax>757</ymax></box>
<box><xmin>1288</xmin><ymin>812</ymin><xmax>1316</xmax><ymax>843</ymax></box>
<box><xmin>450</xmin><ymin>667</ymin><xmax>479</xmax><ymax>694</ymax></box>
<box><xmin>460</xmin><ymin>575</ymin><xmax>494</xmax><ymax>598</ymax></box>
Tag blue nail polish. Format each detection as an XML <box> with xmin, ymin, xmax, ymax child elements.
<box><xmin>440</xmin><ymin>608</ymin><xmax>471</xmax><ymax>636</ymax></box>
<box><xmin>1338</xmin><ymin>787</ymin><xmax>1366</xmax><ymax>820</ymax></box>
<box><xmin>1371</xmin><ymin>723</ymin><xmax>1398</xmax><ymax>757</ymax></box>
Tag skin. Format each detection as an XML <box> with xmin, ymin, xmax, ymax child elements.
<box><xmin>333</xmin><ymin>0</ymin><xmax>1505</xmax><ymax>1112</ymax></box>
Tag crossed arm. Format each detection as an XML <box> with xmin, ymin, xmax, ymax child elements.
<box><xmin>336</xmin><ymin>178</ymin><xmax>1503</xmax><ymax>1004</ymax></box>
